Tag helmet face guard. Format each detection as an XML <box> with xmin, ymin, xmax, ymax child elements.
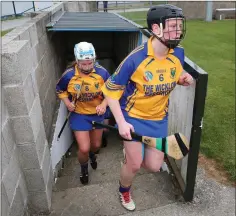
<box><xmin>146</xmin><ymin>4</ymin><xmax>186</xmax><ymax>49</ymax></box>
<box><xmin>77</xmin><ymin>60</ymin><xmax>95</xmax><ymax>74</ymax></box>
<box><xmin>154</xmin><ymin>16</ymin><xmax>186</xmax><ymax>49</ymax></box>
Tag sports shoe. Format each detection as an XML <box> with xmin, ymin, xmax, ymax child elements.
<box><xmin>160</xmin><ymin>161</ymin><xmax>170</xmax><ymax>173</ymax></box>
<box><xmin>119</xmin><ymin>191</ymin><xmax>135</xmax><ymax>211</ymax></box>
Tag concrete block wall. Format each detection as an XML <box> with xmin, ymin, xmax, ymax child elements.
<box><xmin>1</xmin><ymin>3</ymin><xmax>65</xmax><ymax>215</ymax></box>
<box><xmin>1</xmin><ymin>2</ymin><xmax>98</xmax><ymax>214</ymax></box>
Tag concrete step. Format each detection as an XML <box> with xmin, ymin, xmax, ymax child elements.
<box><xmin>53</xmin><ymin>160</ymin><xmax>153</xmax><ymax>191</ymax></box>
<box><xmin>53</xmin><ymin>134</ymin><xmax>151</xmax><ymax>191</ymax></box>
<box><xmin>50</xmin><ymin>172</ymin><xmax>180</xmax><ymax>216</ymax></box>
<box><xmin>62</xmin><ymin>134</ymin><xmax>125</xmax><ymax>175</ymax></box>
<box><xmin>49</xmin><ymin>132</ymin><xmax>236</xmax><ymax>216</ymax></box>
<box><xmin>50</xmin><ymin>133</ymin><xmax>181</xmax><ymax>215</ymax></box>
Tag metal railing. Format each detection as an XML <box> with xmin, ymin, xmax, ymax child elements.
<box><xmin>1</xmin><ymin>1</ymin><xmax>53</xmax><ymax>19</ymax></box>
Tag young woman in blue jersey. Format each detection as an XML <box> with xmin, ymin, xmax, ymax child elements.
<box><xmin>101</xmin><ymin>4</ymin><xmax>193</xmax><ymax>211</ymax></box>
<box><xmin>56</xmin><ymin>42</ymin><xmax>110</xmax><ymax>185</ymax></box>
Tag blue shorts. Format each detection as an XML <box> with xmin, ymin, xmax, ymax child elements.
<box><xmin>122</xmin><ymin>111</ymin><xmax>168</xmax><ymax>159</ymax></box>
<box><xmin>69</xmin><ymin>112</ymin><xmax>105</xmax><ymax>131</ymax></box>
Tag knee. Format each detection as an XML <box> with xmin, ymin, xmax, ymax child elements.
<box><xmin>131</xmin><ymin>164</ymin><xmax>141</xmax><ymax>173</ymax></box>
<box><xmin>144</xmin><ymin>156</ymin><xmax>164</xmax><ymax>172</ymax></box>
<box><xmin>91</xmin><ymin>141</ymin><xmax>101</xmax><ymax>149</ymax></box>
<box><xmin>145</xmin><ymin>162</ymin><xmax>162</xmax><ymax>172</ymax></box>
<box><xmin>79</xmin><ymin>145</ymin><xmax>90</xmax><ymax>155</ymax></box>
<box><xmin>126</xmin><ymin>161</ymin><xmax>142</xmax><ymax>174</ymax></box>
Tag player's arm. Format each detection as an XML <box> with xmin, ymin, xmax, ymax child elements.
<box><xmin>101</xmin><ymin>57</ymin><xmax>135</xmax><ymax>139</ymax></box>
<box><xmin>56</xmin><ymin>69</ymin><xmax>75</xmax><ymax>110</ymax></box>
<box><xmin>101</xmin><ymin>59</ymin><xmax>133</xmax><ymax>118</ymax></box>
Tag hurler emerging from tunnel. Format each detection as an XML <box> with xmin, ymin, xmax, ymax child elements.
<box><xmin>56</xmin><ymin>42</ymin><xmax>110</xmax><ymax>185</ymax></box>
<box><xmin>101</xmin><ymin>4</ymin><xmax>194</xmax><ymax>211</ymax></box>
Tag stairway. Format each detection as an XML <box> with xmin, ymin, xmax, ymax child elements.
<box><xmin>49</xmin><ymin>132</ymin><xmax>182</xmax><ymax>216</ymax></box>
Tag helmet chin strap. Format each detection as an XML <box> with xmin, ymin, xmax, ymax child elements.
<box><xmin>76</xmin><ymin>59</ymin><xmax>95</xmax><ymax>74</ymax></box>
<box><xmin>80</xmin><ymin>69</ymin><xmax>93</xmax><ymax>74</ymax></box>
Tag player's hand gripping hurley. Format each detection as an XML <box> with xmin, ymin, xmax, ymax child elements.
<box><xmin>57</xmin><ymin>81</ymin><xmax>84</xmax><ymax>140</ymax></box>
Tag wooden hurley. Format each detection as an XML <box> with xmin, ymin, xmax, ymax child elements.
<box><xmin>57</xmin><ymin>81</ymin><xmax>84</xmax><ymax>141</ymax></box>
<box><xmin>92</xmin><ymin>121</ymin><xmax>189</xmax><ymax>160</ymax></box>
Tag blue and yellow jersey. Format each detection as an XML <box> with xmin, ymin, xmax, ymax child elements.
<box><xmin>101</xmin><ymin>36</ymin><xmax>185</xmax><ymax>121</ymax></box>
<box><xmin>56</xmin><ymin>63</ymin><xmax>110</xmax><ymax>115</ymax></box>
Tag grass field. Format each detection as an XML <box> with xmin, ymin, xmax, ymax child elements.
<box><xmin>1</xmin><ymin>29</ymin><xmax>13</xmax><ymax>37</ymax></box>
<box><xmin>106</xmin><ymin>1</ymin><xmax>165</xmax><ymax>10</ymax></box>
<box><xmin>120</xmin><ymin>12</ymin><xmax>235</xmax><ymax>182</ymax></box>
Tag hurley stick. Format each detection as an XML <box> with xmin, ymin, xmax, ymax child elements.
<box><xmin>92</xmin><ymin>121</ymin><xmax>189</xmax><ymax>160</ymax></box>
<box><xmin>57</xmin><ymin>81</ymin><xmax>84</xmax><ymax>141</ymax></box>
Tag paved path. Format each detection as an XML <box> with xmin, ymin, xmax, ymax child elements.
<box><xmin>109</xmin><ymin>8</ymin><xmax>149</xmax><ymax>13</ymax></box>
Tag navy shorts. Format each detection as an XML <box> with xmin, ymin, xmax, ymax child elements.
<box><xmin>69</xmin><ymin>112</ymin><xmax>105</xmax><ymax>131</ymax></box>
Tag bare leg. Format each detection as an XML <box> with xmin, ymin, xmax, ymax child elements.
<box><xmin>90</xmin><ymin>128</ymin><xmax>103</xmax><ymax>153</ymax></box>
<box><xmin>120</xmin><ymin>141</ymin><xmax>143</xmax><ymax>187</ymax></box>
<box><xmin>142</xmin><ymin>146</ymin><xmax>164</xmax><ymax>172</ymax></box>
<box><xmin>119</xmin><ymin>140</ymin><xmax>142</xmax><ymax>211</ymax></box>
<box><xmin>74</xmin><ymin>131</ymin><xmax>91</xmax><ymax>184</ymax></box>
<box><xmin>74</xmin><ymin>131</ymin><xmax>90</xmax><ymax>163</ymax></box>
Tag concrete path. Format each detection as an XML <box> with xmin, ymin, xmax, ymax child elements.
<box><xmin>109</xmin><ymin>8</ymin><xmax>149</xmax><ymax>14</ymax></box>
<box><xmin>1</xmin><ymin>17</ymin><xmax>31</xmax><ymax>31</ymax></box>
<box><xmin>48</xmin><ymin>133</ymin><xmax>235</xmax><ymax>216</ymax></box>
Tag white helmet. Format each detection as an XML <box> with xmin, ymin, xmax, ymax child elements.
<box><xmin>74</xmin><ymin>42</ymin><xmax>96</xmax><ymax>61</ymax></box>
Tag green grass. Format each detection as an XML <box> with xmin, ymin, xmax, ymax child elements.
<box><xmin>144</xmin><ymin>1</ymin><xmax>168</xmax><ymax>7</ymax></box>
<box><xmin>120</xmin><ymin>11</ymin><xmax>235</xmax><ymax>182</ymax></box>
<box><xmin>106</xmin><ymin>2</ymin><xmax>165</xmax><ymax>11</ymax></box>
<box><xmin>1</xmin><ymin>29</ymin><xmax>13</xmax><ymax>37</ymax></box>
<box><xmin>181</xmin><ymin>20</ymin><xmax>235</xmax><ymax>182</ymax></box>
<box><xmin>119</xmin><ymin>11</ymin><xmax>147</xmax><ymax>22</ymax></box>
<box><xmin>106</xmin><ymin>3</ymin><xmax>145</xmax><ymax>10</ymax></box>
<box><xmin>1</xmin><ymin>15</ymin><xmax>25</xmax><ymax>21</ymax></box>
<box><xmin>106</xmin><ymin>1</ymin><xmax>165</xmax><ymax>10</ymax></box>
